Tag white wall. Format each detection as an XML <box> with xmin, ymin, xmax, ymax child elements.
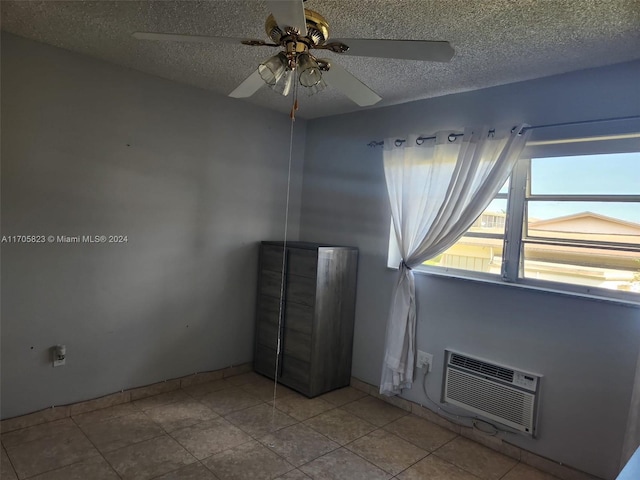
<box><xmin>299</xmin><ymin>60</ymin><xmax>640</xmax><ymax>479</ymax></box>
<box><xmin>0</xmin><ymin>33</ymin><xmax>305</xmax><ymax>419</ymax></box>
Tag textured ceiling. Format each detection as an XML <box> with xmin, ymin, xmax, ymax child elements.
<box><xmin>2</xmin><ymin>0</ymin><xmax>640</xmax><ymax>119</ymax></box>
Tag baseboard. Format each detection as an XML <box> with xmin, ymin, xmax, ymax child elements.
<box><xmin>350</xmin><ymin>376</ymin><xmax>603</xmax><ymax>480</ymax></box>
<box><xmin>0</xmin><ymin>362</ymin><xmax>252</xmax><ymax>433</ymax></box>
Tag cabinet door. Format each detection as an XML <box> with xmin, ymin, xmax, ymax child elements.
<box><xmin>254</xmin><ymin>343</ymin><xmax>277</xmax><ymax>379</ymax></box>
<box><xmin>255</xmin><ymin>295</ymin><xmax>281</xmax><ymax>347</ymax></box>
<box><xmin>280</xmin><ymin>354</ymin><xmax>311</xmax><ymax>395</ymax></box>
<box><xmin>283</xmin><ymin>302</ymin><xmax>313</xmax><ymax>336</ymax></box>
<box><xmin>256</xmin><ymin>296</ymin><xmax>312</xmax><ymax>365</ymax></box>
<box><xmin>261</xmin><ymin>245</ymin><xmax>285</xmax><ymax>273</ymax></box>
<box><xmin>260</xmin><ymin>270</ymin><xmax>316</xmax><ymax>307</ymax></box>
<box><xmin>287</xmin><ymin>248</ymin><xmax>318</xmax><ymax>278</ymax></box>
<box><xmin>256</xmin><ymin>244</ymin><xmax>318</xmax><ymax>396</ymax></box>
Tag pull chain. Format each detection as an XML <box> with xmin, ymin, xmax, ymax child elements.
<box><xmin>271</xmin><ymin>74</ymin><xmax>299</xmax><ymax>431</ymax></box>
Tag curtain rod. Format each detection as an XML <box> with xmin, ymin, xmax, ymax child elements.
<box><xmin>366</xmin><ymin>114</ymin><xmax>640</xmax><ymax>147</ymax></box>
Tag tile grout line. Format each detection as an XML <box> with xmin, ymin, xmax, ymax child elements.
<box><xmin>391</xmin><ymin>451</ymin><xmax>433</xmax><ymax>480</ymax></box>
<box><xmin>68</xmin><ymin>415</ymin><xmax>125</xmax><ymax>480</ymax></box>
<box><xmin>202</xmin><ymin>431</ymin><xmax>298</xmax><ymax>479</ymax></box>
<box><xmin>430</xmin><ymin>435</ymin><xmax>512</xmax><ymax>480</ymax></box>
<box><xmin>295</xmin><ymin>401</ymin><xmax>378</xmax><ymax>446</ymax></box>
<box><xmin>0</xmin><ymin>364</ymin><xmax>253</xmax><ymax>434</ymax></box>
<box><xmin>1</xmin><ymin>443</ymin><xmax>21</xmax><ymax>480</ymax></box>
<box><xmin>3</xmin><ymin>417</ymin><xmax>123</xmax><ymax>480</ymax></box>
<box><xmin>380</xmin><ymin>415</ymin><xmax>456</xmax><ymax>454</ymax></box>
<box><xmin>72</xmin><ymin>409</ymin><xmax>171</xmax><ymax>465</ymax></box>
<box><xmin>5</xmin><ymin>387</ymin><xmax>387</xmax><ymax>478</ymax></box>
<box><xmin>341</xmin><ymin>426</ymin><xmax>414</xmax><ymax>478</ymax></box>
<box><xmin>7</xmin><ymin>379</ymin><xmax>534</xmax><ymax>480</ymax></box>
<box><xmin>498</xmin><ymin>460</ymin><xmax>522</xmax><ymax>480</ymax></box>
<box><xmin>254</xmin><ymin>414</ymin><xmax>342</xmax><ymax>471</ymax></box>
<box><xmin>145</xmin><ymin>459</ymin><xmax>212</xmax><ymax>480</ymax></box>
<box><xmin>129</xmin><ymin>391</ymin><xmax>263</xmax><ymax>474</ymax></box>
<box><xmin>214</xmin><ymin>393</ymin><xmax>347</xmax><ymax>475</ymax></box>
<box><xmin>353</xmin><ymin>378</ymin><xmax>600</xmax><ymax>480</ymax></box>
<box><xmin>340</xmin><ymin>423</ymin><xmax>465</xmax><ymax>479</ymax></box>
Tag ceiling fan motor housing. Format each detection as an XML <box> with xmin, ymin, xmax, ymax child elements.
<box><xmin>265</xmin><ymin>9</ymin><xmax>329</xmax><ymax>46</ymax></box>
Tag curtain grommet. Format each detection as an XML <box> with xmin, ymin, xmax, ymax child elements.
<box><xmin>394</xmin><ymin>139</ymin><xmax>405</xmax><ymax>147</ymax></box>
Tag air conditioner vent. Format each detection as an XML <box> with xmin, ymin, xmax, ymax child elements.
<box><xmin>444</xmin><ymin>350</ymin><xmax>541</xmax><ymax>435</ymax></box>
<box><xmin>447</xmin><ymin>369</ymin><xmax>534</xmax><ymax>429</ymax></box>
<box><xmin>450</xmin><ymin>353</ymin><xmax>514</xmax><ymax>383</ymax></box>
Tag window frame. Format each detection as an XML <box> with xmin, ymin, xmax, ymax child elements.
<box><xmin>397</xmin><ymin>138</ymin><xmax>640</xmax><ymax>306</ymax></box>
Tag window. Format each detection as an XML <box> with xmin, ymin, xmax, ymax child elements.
<box><xmin>392</xmin><ymin>141</ymin><xmax>640</xmax><ymax>304</ymax></box>
<box><xmin>421</xmin><ymin>181</ymin><xmax>509</xmax><ymax>275</ymax></box>
<box><xmin>519</xmin><ymin>153</ymin><xmax>639</xmax><ymax>296</ymax></box>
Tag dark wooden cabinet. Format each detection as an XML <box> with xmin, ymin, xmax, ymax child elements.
<box><xmin>254</xmin><ymin>241</ymin><xmax>358</xmax><ymax>397</ymax></box>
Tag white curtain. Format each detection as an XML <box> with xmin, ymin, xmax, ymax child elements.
<box><xmin>380</xmin><ymin>125</ymin><xmax>530</xmax><ymax>395</ymax></box>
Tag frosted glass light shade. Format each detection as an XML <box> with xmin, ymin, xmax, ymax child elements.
<box><xmin>305</xmin><ymin>78</ymin><xmax>327</xmax><ymax>96</ymax></box>
<box><xmin>259</xmin><ymin>52</ymin><xmax>288</xmax><ymax>85</ymax></box>
<box><xmin>297</xmin><ymin>53</ymin><xmax>323</xmax><ymax>87</ymax></box>
<box><xmin>272</xmin><ymin>69</ymin><xmax>295</xmax><ymax>96</ymax></box>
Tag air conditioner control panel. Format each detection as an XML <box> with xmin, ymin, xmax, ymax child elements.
<box><xmin>513</xmin><ymin>371</ymin><xmax>538</xmax><ymax>390</ymax></box>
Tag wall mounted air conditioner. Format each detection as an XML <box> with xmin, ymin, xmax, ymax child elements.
<box><xmin>443</xmin><ymin>350</ymin><xmax>542</xmax><ymax>436</ymax></box>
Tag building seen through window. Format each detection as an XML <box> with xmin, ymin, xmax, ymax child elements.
<box><xmin>420</xmin><ymin>151</ymin><xmax>640</xmax><ymax>299</ymax></box>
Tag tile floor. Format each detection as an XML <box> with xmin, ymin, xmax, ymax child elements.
<box><xmin>1</xmin><ymin>372</ymin><xmax>560</xmax><ymax>480</ymax></box>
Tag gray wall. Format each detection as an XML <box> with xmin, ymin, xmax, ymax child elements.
<box><xmin>299</xmin><ymin>61</ymin><xmax>640</xmax><ymax>479</ymax></box>
<box><xmin>1</xmin><ymin>33</ymin><xmax>305</xmax><ymax>419</ymax></box>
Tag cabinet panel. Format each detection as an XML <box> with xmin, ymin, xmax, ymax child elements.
<box><xmin>257</xmin><ymin>295</ymin><xmax>313</xmax><ymax>335</ymax></box>
<box><xmin>261</xmin><ymin>245</ymin><xmax>284</xmax><ymax>273</ymax></box>
<box><xmin>287</xmin><ymin>248</ymin><xmax>317</xmax><ymax>278</ymax></box>
<box><xmin>256</xmin><ymin>311</ymin><xmax>310</xmax><ymax>362</ymax></box>
<box><xmin>260</xmin><ymin>246</ymin><xmax>317</xmax><ymax>278</ymax></box>
<box><xmin>259</xmin><ymin>270</ymin><xmax>285</xmax><ymax>299</ymax></box>
<box><xmin>260</xmin><ymin>270</ymin><xmax>315</xmax><ymax>307</ymax></box>
<box><xmin>254</xmin><ymin>344</ymin><xmax>277</xmax><ymax>379</ymax></box>
<box><xmin>282</xmin><ymin>329</ymin><xmax>311</xmax><ymax>362</ymax></box>
<box><xmin>256</xmin><ymin>318</ymin><xmax>278</xmax><ymax>348</ymax></box>
<box><xmin>281</xmin><ymin>355</ymin><xmax>310</xmax><ymax>390</ymax></box>
<box><xmin>286</xmin><ymin>275</ymin><xmax>316</xmax><ymax>306</ymax></box>
<box><xmin>284</xmin><ymin>302</ymin><xmax>313</xmax><ymax>335</ymax></box>
<box><xmin>257</xmin><ymin>295</ymin><xmax>280</xmax><ymax>325</ymax></box>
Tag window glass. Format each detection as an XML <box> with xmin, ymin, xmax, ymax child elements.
<box><xmin>425</xmin><ymin>235</ymin><xmax>504</xmax><ymax>274</ymax></box>
<box><xmin>521</xmin><ymin>244</ymin><xmax>640</xmax><ymax>294</ymax></box>
<box><xmin>526</xmin><ymin>201</ymin><xmax>640</xmax><ymax>245</ymax></box>
<box><xmin>523</xmin><ymin>151</ymin><xmax>640</xmax><ymax>296</ymax></box>
<box><xmin>468</xmin><ymin>199</ymin><xmax>508</xmax><ymax>235</ymax></box>
<box><xmin>530</xmin><ymin>152</ymin><xmax>640</xmax><ymax>195</ymax></box>
<box><xmin>423</xmin><ymin>200</ymin><xmax>507</xmax><ymax>274</ymax></box>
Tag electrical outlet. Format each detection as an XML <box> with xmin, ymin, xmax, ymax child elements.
<box><xmin>52</xmin><ymin>345</ymin><xmax>66</xmax><ymax>367</ymax></box>
<box><xmin>416</xmin><ymin>350</ymin><xmax>433</xmax><ymax>372</ymax></box>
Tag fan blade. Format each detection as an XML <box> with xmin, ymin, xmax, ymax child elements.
<box><xmin>328</xmin><ymin>38</ymin><xmax>454</xmax><ymax>62</ymax></box>
<box><xmin>133</xmin><ymin>32</ymin><xmax>253</xmax><ymax>45</ymax></box>
<box><xmin>229</xmin><ymin>69</ymin><xmax>265</xmax><ymax>98</ymax></box>
<box><xmin>265</xmin><ymin>0</ymin><xmax>307</xmax><ymax>36</ymax></box>
<box><xmin>322</xmin><ymin>63</ymin><xmax>381</xmax><ymax>107</ymax></box>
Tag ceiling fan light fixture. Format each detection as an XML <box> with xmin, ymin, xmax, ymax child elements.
<box><xmin>305</xmin><ymin>77</ymin><xmax>327</xmax><ymax>97</ymax></box>
<box><xmin>271</xmin><ymin>68</ymin><xmax>295</xmax><ymax>96</ymax></box>
<box><xmin>259</xmin><ymin>52</ymin><xmax>288</xmax><ymax>85</ymax></box>
<box><xmin>297</xmin><ymin>53</ymin><xmax>323</xmax><ymax>88</ymax></box>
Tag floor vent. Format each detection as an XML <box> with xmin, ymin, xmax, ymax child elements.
<box><xmin>443</xmin><ymin>350</ymin><xmax>541</xmax><ymax>436</ymax></box>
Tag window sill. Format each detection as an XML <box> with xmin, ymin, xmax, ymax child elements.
<box><xmin>387</xmin><ymin>264</ymin><xmax>640</xmax><ymax>309</ymax></box>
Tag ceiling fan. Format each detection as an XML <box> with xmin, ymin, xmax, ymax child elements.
<box><xmin>132</xmin><ymin>0</ymin><xmax>454</xmax><ymax>107</ymax></box>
